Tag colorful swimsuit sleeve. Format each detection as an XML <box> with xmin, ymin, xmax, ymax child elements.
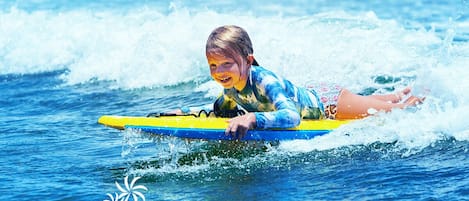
<box><xmin>253</xmin><ymin>72</ymin><xmax>301</xmax><ymax>129</ymax></box>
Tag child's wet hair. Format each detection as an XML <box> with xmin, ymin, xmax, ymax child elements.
<box><xmin>206</xmin><ymin>25</ymin><xmax>259</xmax><ymax>66</ymax></box>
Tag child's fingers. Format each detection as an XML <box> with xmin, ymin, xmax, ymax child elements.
<box><xmin>225</xmin><ymin>123</ymin><xmax>238</xmax><ymax>137</ymax></box>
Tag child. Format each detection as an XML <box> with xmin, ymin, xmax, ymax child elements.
<box><xmin>176</xmin><ymin>25</ymin><xmax>423</xmax><ymax>139</ymax></box>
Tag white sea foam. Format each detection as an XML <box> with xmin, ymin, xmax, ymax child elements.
<box><xmin>0</xmin><ymin>6</ymin><xmax>444</xmax><ymax>88</ymax></box>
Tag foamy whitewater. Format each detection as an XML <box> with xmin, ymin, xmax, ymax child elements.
<box><xmin>1</xmin><ymin>0</ymin><xmax>469</xmax><ymax>200</ymax></box>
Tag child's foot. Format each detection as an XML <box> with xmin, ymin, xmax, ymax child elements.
<box><xmin>403</xmin><ymin>95</ymin><xmax>425</xmax><ymax>106</ymax></box>
<box><xmin>392</xmin><ymin>87</ymin><xmax>411</xmax><ymax>103</ymax></box>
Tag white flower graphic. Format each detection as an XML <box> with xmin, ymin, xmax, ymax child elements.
<box><xmin>104</xmin><ymin>192</ymin><xmax>121</xmax><ymax>201</ymax></box>
<box><xmin>105</xmin><ymin>176</ymin><xmax>148</xmax><ymax>201</ymax></box>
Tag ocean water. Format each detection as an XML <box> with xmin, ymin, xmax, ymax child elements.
<box><xmin>2</xmin><ymin>0</ymin><xmax>469</xmax><ymax>200</ymax></box>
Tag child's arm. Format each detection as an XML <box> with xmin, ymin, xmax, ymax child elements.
<box><xmin>226</xmin><ymin>92</ymin><xmax>300</xmax><ymax>140</ymax></box>
<box><xmin>253</xmin><ymin>73</ymin><xmax>302</xmax><ymax>128</ymax></box>
<box><xmin>254</xmin><ymin>94</ymin><xmax>301</xmax><ymax>129</ymax></box>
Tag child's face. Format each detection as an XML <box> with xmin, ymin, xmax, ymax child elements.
<box><xmin>207</xmin><ymin>53</ymin><xmax>248</xmax><ymax>90</ymax></box>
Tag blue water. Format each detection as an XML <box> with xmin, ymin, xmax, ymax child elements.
<box><xmin>2</xmin><ymin>0</ymin><xmax>469</xmax><ymax>200</ymax></box>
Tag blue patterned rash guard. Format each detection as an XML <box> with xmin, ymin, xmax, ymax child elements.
<box><xmin>213</xmin><ymin>65</ymin><xmax>324</xmax><ymax>129</ymax></box>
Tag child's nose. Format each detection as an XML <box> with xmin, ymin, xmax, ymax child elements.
<box><xmin>214</xmin><ymin>65</ymin><xmax>224</xmax><ymax>73</ymax></box>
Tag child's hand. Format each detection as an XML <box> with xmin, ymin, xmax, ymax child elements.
<box><xmin>225</xmin><ymin>113</ymin><xmax>256</xmax><ymax>140</ymax></box>
<box><xmin>167</xmin><ymin>109</ymin><xmax>183</xmax><ymax>115</ymax></box>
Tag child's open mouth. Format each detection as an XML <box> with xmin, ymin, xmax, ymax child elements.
<box><xmin>219</xmin><ymin>77</ymin><xmax>231</xmax><ymax>83</ymax></box>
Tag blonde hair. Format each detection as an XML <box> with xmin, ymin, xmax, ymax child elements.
<box><xmin>206</xmin><ymin>25</ymin><xmax>259</xmax><ymax>66</ymax></box>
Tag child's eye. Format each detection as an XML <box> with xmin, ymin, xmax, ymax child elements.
<box><xmin>209</xmin><ymin>61</ymin><xmax>234</xmax><ymax>71</ymax></box>
<box><xmin>221</xmin><ymin>62</ymin><xmax>233</xmax><ymax>68</ymax></box>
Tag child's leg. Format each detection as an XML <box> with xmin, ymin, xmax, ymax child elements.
<box><xmin>368</xmin><ymin>87</ymin><xmax>411</xmax><ymax>103</ymax></box>
<box><xmin>336</xmin><ymin>89</ymin><xmax>406</xmax><ymax>119</ymax></box>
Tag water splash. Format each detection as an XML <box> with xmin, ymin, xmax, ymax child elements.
<box><xmin>0</xmin><ymin>6</ymin><xmax>446</xmax><ymax>90</ymax></box>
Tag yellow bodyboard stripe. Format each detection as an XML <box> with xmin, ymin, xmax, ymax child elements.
<box><xmin>98</xmin><ymin>115</ymin><xmax>351</xmax><ymax>131</ymax></box>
